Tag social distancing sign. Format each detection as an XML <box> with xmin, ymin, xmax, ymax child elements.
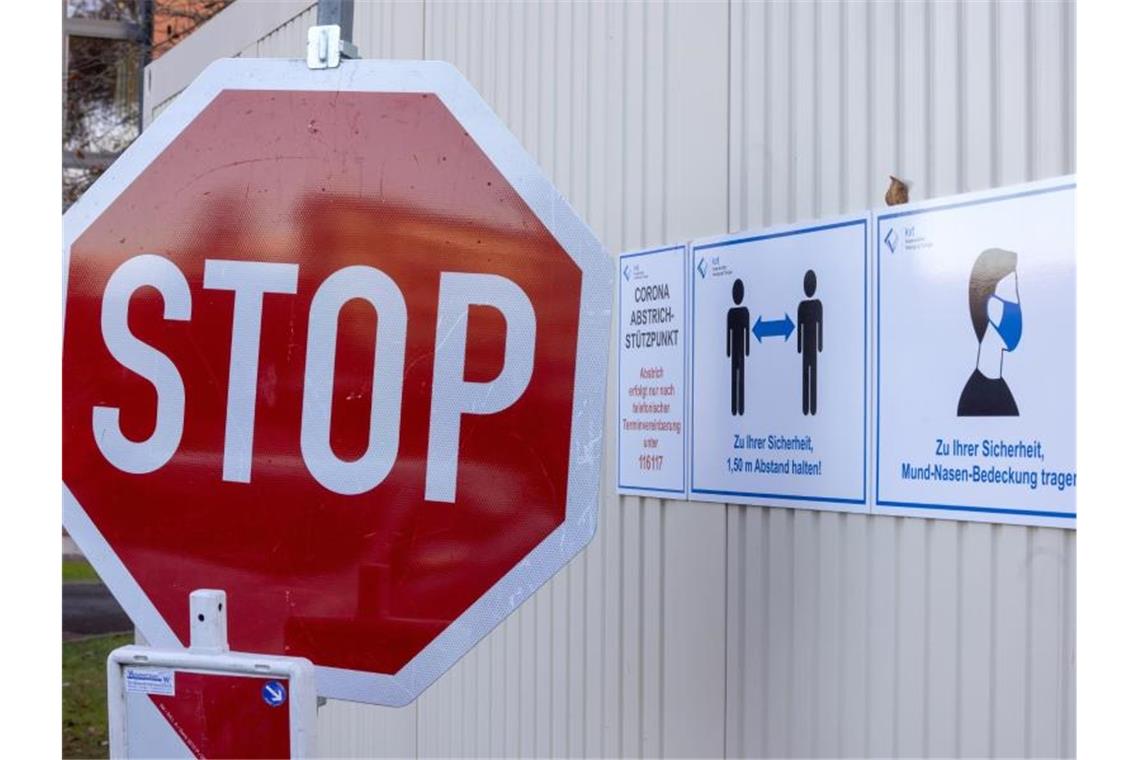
<box><xmin>614</xmin><ymin>177</ymin><xmax>1075</xmax><ymax>528</ymax></box>
<box><xmin>687</xmin><ymin>216</ymin><xmax>869</xmax><ymax>511</ymax></box>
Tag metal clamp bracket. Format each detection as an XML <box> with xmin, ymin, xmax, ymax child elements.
<box><xmin>306</xmin><ymin>24</ymin><xmax>358</xmax><ymax>70</ymax></box>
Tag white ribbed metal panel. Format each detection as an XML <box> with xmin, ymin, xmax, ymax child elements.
<box><xmin>142</xmin><ymin>1</ymin><xmax>1075</xmax><ymax>757</ymax></box>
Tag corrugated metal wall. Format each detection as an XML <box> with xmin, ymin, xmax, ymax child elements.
<box><xmin>143</xmin><ymin>1</ymin><xmax>1075</xmax><ymax>757</ymax></box>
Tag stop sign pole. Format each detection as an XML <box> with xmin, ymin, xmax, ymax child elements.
<box><xmin>63</xmin><ymin>52</ymin><xmax>611</xmax><ymax>708</ymax></box>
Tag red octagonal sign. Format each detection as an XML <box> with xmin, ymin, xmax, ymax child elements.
<box><xmin>63</xmin><ymin>60</ymin><xmax>611</xmax><ymax>705</ymax></box>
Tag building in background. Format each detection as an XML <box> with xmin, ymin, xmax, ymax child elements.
<box><xmin>152</xmin><ymin>0</ymin><xmax>233</xmax><ymax>56</ymax></box>
<box><xmin>62</xmin><ymin>0</ymin><xmax>233</xmax><ymax>208</ymax></box>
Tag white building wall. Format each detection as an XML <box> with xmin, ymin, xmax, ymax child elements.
<box><xmin>143</xmin><ymin>1</ymin><xmax>1076</xmax><ymax>757</ymax></box>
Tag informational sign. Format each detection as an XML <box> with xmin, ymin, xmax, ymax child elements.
<box><xmin>63</xmin><ymin>59</ymin><xmax>611</xmax><ymax>706</ymax></box>
<box><xmin>689</xmin><ymin>215</ymin><xmax>870</xmax><ymax>510</ymax></box>
<box><xmin>875</xmin><ymin>177</ymin><xmax>1076</xmax><ymax>527</ymax></box>
<box><xmin>616</xmin><ymin>245</ymin><xmax>687</xmax><ymax>495</ymax></box>
<box><xmin>109</xmin><ymin>646</ymin><xmax>316</xmax><ymax>758</ymax></box>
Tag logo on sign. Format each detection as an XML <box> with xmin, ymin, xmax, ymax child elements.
<box><xmin>262</xmin><ymin>680</ymin><xmax>287</xmax><ymax>707</ymax></box>
<box><xmin>884</xmin><ymin>227</ymin><xmax>898</xmax><ymax>253</ymax></box>
<box><xmin>623</xmin><ymin>264</ymin><xmax>632</xmax><ymax>282</ymax></box>
<box><xmin>697</xmin><ymin>258</ymin><xmax>708</xmax><ymax>278</ymax></box>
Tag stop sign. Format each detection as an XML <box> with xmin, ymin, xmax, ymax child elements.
<box><xmin>63</xmin><ymin>59</ymin><xmax>610</xmax><ymax>705</ymax></box>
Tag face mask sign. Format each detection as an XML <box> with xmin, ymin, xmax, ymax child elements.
<box><xmin>988</xmin><ymin>295</ymin><xmax>1022</xmax><ymax>351</ymax></box>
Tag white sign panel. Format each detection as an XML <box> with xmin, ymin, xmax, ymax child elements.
<box><xmin>108</xmin><ymin>644</ymin><xmax>317</xmax><ymax>758</ymax></box>
<box><xmin>689</xmin><ymin>216</ymin><xmax>869</xmax><ymax>510</ymax></box>
<box><xmin>874</xmin><ymin>177</ymin><xmax>1076</xmax><ymax>527</ymax></box>
<box><xmin>617</xmin><ymin>245</ymin><xmax>687</xmax><ymax>496</ymax></box>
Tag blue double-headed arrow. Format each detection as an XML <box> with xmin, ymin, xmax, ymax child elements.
<box><xmin>752</xmin><ymin>313</ymin><xmax>794</xmax><ymax>342</ymax></box>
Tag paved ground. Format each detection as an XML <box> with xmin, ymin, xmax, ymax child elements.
<box><xmin>63</xmin><ymin>529</ymin><xmax>133</xmax><ymax>640</ymax></box>
<box><xmin>63</xmin><ymin>583</ymin><xmax>132</xmax><ymax>640</ymax></box>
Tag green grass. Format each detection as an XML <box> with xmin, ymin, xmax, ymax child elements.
<box><xmin>63</xmin><ymin>559</ymin><xmax>100</xmax><ymax>584</ymax></box>
<box><xmin>63</xmin><ymin>633</ymin><xmax>131</xmax><ymax>759</ymax></box>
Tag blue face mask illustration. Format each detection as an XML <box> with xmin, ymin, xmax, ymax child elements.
<box><xmin>988</xmin><ymin>295</ymin><xmax>1022</xmax><ymax>351</ymax></box>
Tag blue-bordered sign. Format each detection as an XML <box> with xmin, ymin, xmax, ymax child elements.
<box><xmin>688</xmin><ymin>214</ymin><xmax>870</xmax><ymax>511</ymax></box>
<box><xmin>616</xmin><ymin>245</ymin><xmax>688</xmax><ymax>496</ymax></box>
<box><xmin>874</xmin><ymin>177</ymin><xmax>1076</xmax><ymax>528</ymax></box>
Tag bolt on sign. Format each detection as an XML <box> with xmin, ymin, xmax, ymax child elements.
<box><xmin>63</xmin><ymin>60</ymin><xmax>611</xmax><ymax>705</ymax></box>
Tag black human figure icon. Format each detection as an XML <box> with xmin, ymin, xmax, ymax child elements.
<box><xmin>797</xmin><ymin>269</ymin><xmax>823</xmax><ymax>415</ymax></box>
<box><xmin>726</xmin><ymin>279</ymin><xmax>751</xmax><ymax>416</ymax></box>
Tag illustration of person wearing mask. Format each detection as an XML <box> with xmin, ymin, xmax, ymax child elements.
<box><xmin>956</xmin><ymin>248</ymin><xmax>1022</xmax><ymax>416</ymax></box>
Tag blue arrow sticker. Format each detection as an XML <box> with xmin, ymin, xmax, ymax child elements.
<box><xmin>262</xmin><ymin>680</ymin><xmax>287</xmax><ymax>707</ymax></box>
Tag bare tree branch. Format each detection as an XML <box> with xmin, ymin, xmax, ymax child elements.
<box><xmin>64</xmin><ymin>0</ymin><xmax>235</xmax><ymax>209</ymax></box>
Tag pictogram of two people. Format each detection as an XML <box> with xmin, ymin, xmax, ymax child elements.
<box><xmin>726</xmin><ymin>271</ymin><xmax>822</xmax><ymax>417</ymax></box>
